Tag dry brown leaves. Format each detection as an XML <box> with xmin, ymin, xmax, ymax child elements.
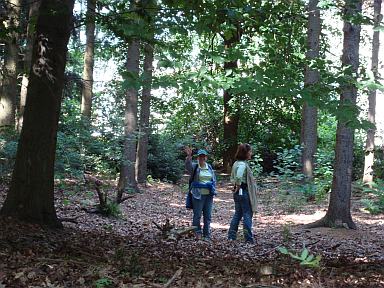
<box><xmin>0</xmin><ymin>178</ymin><xmax>383</xmax><ymax>287</ymax></box>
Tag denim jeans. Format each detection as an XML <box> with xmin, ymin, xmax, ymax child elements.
<box><xmin>228</xmin><ymin>189</ymin><xmax>254</xmax><ymax>243</ymax></box>
<box><xmin>192</xmin><ymin>194</ymin><xmax>213</xmax><ymax>238</ymax></box>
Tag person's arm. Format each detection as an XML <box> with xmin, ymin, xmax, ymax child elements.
<box><xmin>184</xmin><ymin>146</ymin><xmax>193</xmax><ymax>175</ymax></box>
<box><xmin>210</xmin><ymin>165</ymin><xmax>217</xmax><ymax>195</ymax></box>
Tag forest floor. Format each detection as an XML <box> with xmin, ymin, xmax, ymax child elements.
<box><xmin>0</xmin><ymin>176</ymin><xmax>384</xmax><ymax>287</ymax></box>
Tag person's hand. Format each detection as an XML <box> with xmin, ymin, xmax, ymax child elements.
<box><xmin>184</xmin><ymin>146</ymin><xmax>192</xmax><ymax>159</ymax></box>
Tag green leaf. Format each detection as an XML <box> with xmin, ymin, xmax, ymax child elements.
<box><xmin>277</xmin><ymin>246</ymin><xmax>289</xmax><ymax>254</ymax></box>
<box><xmin>300</xmin><ymin>248</ymin><xmax>309</xmax><ymax>260</ymax></box>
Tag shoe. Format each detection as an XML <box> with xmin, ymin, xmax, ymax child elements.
<box><xmin>195</xmin><ymin>233</ymin><xmax>202</xmax><ymax>240</ymax></box>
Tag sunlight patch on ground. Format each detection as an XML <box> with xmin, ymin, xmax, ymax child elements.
<box><xmin>260</xmin><ymin>210</ymin><xmax>326</xmax><ymax>225</ymax></box>
<box><xmin>353</xmin><ymin>215</ymin><xmax>384</xmax><ymax>225</ymax></box>
<box><xmin>169</xmin><ymin>203</ymin><xmax>185</xmax><ymax>208</ymax></box>
<box><xmin>214</xmin><ymin>198</ymin><xmax>232</xmax><ymax>203</ymax></box>
<box><xmin>211</xmin><ymin>222</ymin><xmax>230</xmax><ymax>230</ymax></box>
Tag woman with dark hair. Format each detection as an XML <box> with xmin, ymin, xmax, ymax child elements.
<box><xmin>228</xmin><ymin>143</ymin><xmax>258</xmax><ymax>243</ymax></box>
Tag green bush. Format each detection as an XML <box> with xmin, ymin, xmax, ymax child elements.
<box><xmin>373</xmin><ymin>147</ymin><xmax>384</xmax><ymax>180</ymax></box>
<box><xmin>55</xmin><ymin>98</ymin><xmax>122</xmax><ymax>179</ymax></box>
<box><xmin>361</xmin><ymin>179</ymin><xmax>384</xmax><ymax>214</ymax></box>
<box><xmin>147</xmin><ymin>134</ymin><xmax>184</xmax><ymax>183</ymax></box>
<box><xmin>272</xmin><ymin>145</ymin><xmax>303</xmax><ymax>180</ymax></box>
<box><xmin>0</xmin><ymin>128</ymin><xmax>19</xmax><ymax>180</ymax></box>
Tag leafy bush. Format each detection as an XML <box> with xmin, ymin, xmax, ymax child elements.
<box><xmin>100</xmin><ymin>200</ymin><xmax>121</xmax><ymax>217</ymax></box>
<box><xmin>55</xmin><ymin>98</ymin><xmax>122</xmax><ymax>179</ymax></box>
<box><xmin>272</xmin><ymin>144</ymin><xmax>333</xmax><ymax>202</ymax></box>
<box><xmin>272</xmin><ymin>145</ymin><xmax>303</xmax><ymax>180</ymax></box>
<box><xmin>0</xmin><ymin>128</ymin><xmax>19</xmax><ymax>180</ymax></box>
<box><xmin>373</xmin><ymin>146</ymin><xmax>384</xmax><ymax>180</ymax></box>
<box><xmin>147</xmin><ymin>133</ymin><xmax>184</xmax><ymax>183</ymax></box>
<box><xmin>361</xmin><ymin>179</ymin><xmax>384</xmax><ymax>214</ymax></box>
<box><xmin>277</xmin><ymin>246</ymin><xmax>321</xmax><ymax>268</ymax></box>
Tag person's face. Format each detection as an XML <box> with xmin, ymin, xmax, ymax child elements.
<box><xmin>247</xmin><ymin>149</ymin><xmax>252</xmax><ymax>160</ymax></box>
<box><xmin>198</xmin><ymin>154</ymin><xmax>207</xmax><ymax>163</ymax></box>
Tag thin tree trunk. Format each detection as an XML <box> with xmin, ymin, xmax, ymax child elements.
<box><xmin>0</xmin><ymin>0</ymin><xmax>75</xmax><ymax>228</ymax></box>
<box><xmin>0</xmin><ymin>0</ymin><xmax>20</xmax><ymax>128</ymax></box>
<box><xmin>301</xmin><ymin>0</ymin><xmax>321</xmax><ymax>181</ymax></box>
<box><xmin>222</xmin><ymin>29</ymin><xmax>241</xmax><ymax>173</ymax></box>
<box><xmin>18</xmin><ymin>0</ymin><xmax>41</xmax><ymax>131</ymax></box>
<box><xmin>136</xmin><ymin>42</ymin><xmax>154</xmax><ymax>184</ymax></box>
<box><xmin>363</xmin><ymin>0</ymin><xmax>382</xmax><ymax>185</ymax></box>
<box><xmin>307</xmin><ymin>0</ymin><xmax>362</xmax><ymax>230</ymax></box>
<box><xmin>80</xmin><ymin>0</ymin><xmax>96</xmax><ymax>119</ymax></box>
<box><xmin>117</xmin><ymin>39</ymin><xmax>140</xmax><ymax>201</ymax></box>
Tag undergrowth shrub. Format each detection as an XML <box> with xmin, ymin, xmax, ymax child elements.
<box><xmin>361</xmin><ymin>179</ymin><xmax>384</xmax><ymax>214</ymax></box>
<box><xmin>147</xmin><ymin>133</ymin><xmax>184</xmax><ymax>183</ymax></box>
<box><xmin>0</xmin><ymin>128</ymin><xmax>19</xmax><ymax>181</ymax></box>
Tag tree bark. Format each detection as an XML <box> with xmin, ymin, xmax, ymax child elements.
<box><xmin>117</xmin><ymin>38</ymin><xmax>140</xmax><ymax>201</ymax></box>
<box><xmin>301</xmin><ymin>0</ymin><xmax>321</xmax><ymax>181</ymax></box>
<box><xmin>222</xmin><ymin>29</ymin><xmax>241</xmax><ymax>173</ymax></box>
<box><xmin>309</xmin><ymin>0</ymin><xmax>362</xmax><ymax>229</ymax></box>
<box><xmin>136</xmin><ymin>42</ymin><xmax>154</xmax><ymax>184</ymax></box>
<box><xmin>18</xmin><ymin>0</ymin><xmax>41</xmax><ymax>131</ymax></box>
<box><xmin>0</xmin><ymin>0</ymin><xmax>75</xmax><ymax>228</ymax></box>
<box><xmin>80</xmin><ymin>0</ymin><xmax>96</xmax><ymax>119</ymax></box>
<box><xmin>363</xmin><ymin>0</ymin><xmax>382</xmax><ymax>185</ymax></box>
<box><xmin>0</xmin><ymin>0</ymin><xmax>20</xmax><ymax>128</ymax></box>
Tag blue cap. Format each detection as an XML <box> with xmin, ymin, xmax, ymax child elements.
<box><xmin>197</xmin><ymin>149</ymin><xmax>208</xmax><ymax>156</ymax></box>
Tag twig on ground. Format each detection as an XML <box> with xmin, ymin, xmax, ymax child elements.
<box><xmin>59</xmin><ymin>215</ymin><xmax>81</xmax><ymax>224</ymax></box>
<box><xmin>163</xmin><ymin>267</ymin><xmax>183</xmax><ymax>288</ymax></box>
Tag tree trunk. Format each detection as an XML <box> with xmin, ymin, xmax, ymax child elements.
<box><xmin>80</xmin><ymin>0</ymin><xmax>96</xmax><ymax>119</ymax></box>
<box><xmin>136</xmin><ymin>42</ymin><xmax>154</xmax><ymax>184</ymax></box>
<box><xmin>18</xmin><ymin>0</ymin><xmax>41</xmax><ymax>131</ymax></box>
<box><xmin>117</xmin><ymin>39</ymin><xmax>140</xmax><ymax>201</ymax></box>
<box><xmin>0</xmin><ymin>0</ymin><xmax>75</xmax><ymax>228</ymax></box>
<box><xmin>0</xmin><ymin>0</ymin><xmax>20</xmax><ymax>129</ymax></box>
<box><xmin>308</xmin><ymin>0</ymin><xmax>362</xmax><ymax>230</ymax></box>
<box><xmin>222</xmin><ymin>29</ymin><xmax>241</xmax><ymax>173</ymax></box>
<box><xmin>363</xmin><ymin>0</ymin><xmax>382</xmax><ymax>185</ymax></box>
<box><xmin>301</xmin><ymin>0</ymin><xmax>321</xmax><ymax>181</ymax></box>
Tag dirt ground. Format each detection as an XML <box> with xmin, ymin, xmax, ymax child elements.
<box><xmin>0</xmin><ymin>177</ymin><xmax>383</xmax><ymax>287</ymax></box>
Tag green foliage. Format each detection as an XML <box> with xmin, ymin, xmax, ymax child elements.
<box><xmin>147</xmin><ymin>134</ymin><xmax>184</xmax><ymax>183</ymax></box>
<box><xmin>373</xmin><ymin>147</ymin><xmax>384</xmax><ymax>179</ymax></box>
<box><xmin>55</xmin><ymin>97</ymin><xmax>122</xmax><ymax>180</ymax></box>
<box><xmin>277</xmin><ymin>246</ymin><xmax>321</xmax><ymax>268</ymax></box>
<box><xmin>100</xmin><ymin>200</ymin><xmax>121</xmax><ymax>217</ymax></box>
<box><xmin>272</xmin><ymin>145</ymin><xmax>303</xmax><ymax>181</ymax></box>
<box><xmin>0</xmin><ymin>128</ymin><xmax>19</xmax><ymax>180</ymax></box>
<box><xmin>95</xmin><ymin>277</ymin><xmax>113</xmax><ymax>288</ymax></box>
<box><xmin>248</xmin><ymin>151</ymin><xmax>263</xmax><ymax>178</ymax></box>
<box><xmin>361</xmin><ymin>180</ymin><xmax>384</xmax><ymax>214</ymax></box>
<box><xmin>281</xmin><ymin>222</ymin><xmax>293</xmax><ymax>243</ymax></box>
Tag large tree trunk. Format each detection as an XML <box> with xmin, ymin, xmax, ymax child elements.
<box><xmin>308</xmin><ymin>0</ymin><xmax>362</xmax><ymax>230</ymax></box>
<box><xmin>0</xmin><ymin>0</ymin><xmax>75</xmax><ymax>228</ymax></box>
<box><xmin>117</xmin><ymin>39</ymin><xmax>140</xmax><ymax>201</ymax></box>
<box><xmin>80</xmin><ymin>0</ymin><xmax>96</xmax><ymax>119</ymax></box>
<box><xmin>363</xmin><ymin>0</ymin><xmax>382</xmax><ymax>185</ymax></box>
<box><xmin>0</xmin><ymin>0</ymin><xmax>20</xmax><ymax>128</ymax></box>
<box><xmin>301</xmin><ymin>0</ymin><xmax>320</xmax><ymax>181</ymax></box>
<box><xmin>18</xmin><ymin>0</ymin><xmax>41</xmax><ymax>131</ymax></box>
<box><xmin>136</xmin><ymin>42</ymin><xmax>154</xmax><ymax>184</ymax></box>
<box><xmin>222</xmin><ymin>29</ymin><xmax>241</xmax><ymax>173</ymax></box>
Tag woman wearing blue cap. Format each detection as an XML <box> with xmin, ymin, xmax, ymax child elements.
<box><xmin>185</xmin><ymin>147</ymin><xmax>216</xmax><ymax>240</ymax></box>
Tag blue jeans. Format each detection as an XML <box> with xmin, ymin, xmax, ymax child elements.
<box><xmin>192</xmin><ymin>194</ymin><xmax>213</xmax><ymax>238</ymax></box>
<box><xmin>228</xmin><ymin>189</ymin><xmax>254</xmax><ymax>243</ymax></box>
